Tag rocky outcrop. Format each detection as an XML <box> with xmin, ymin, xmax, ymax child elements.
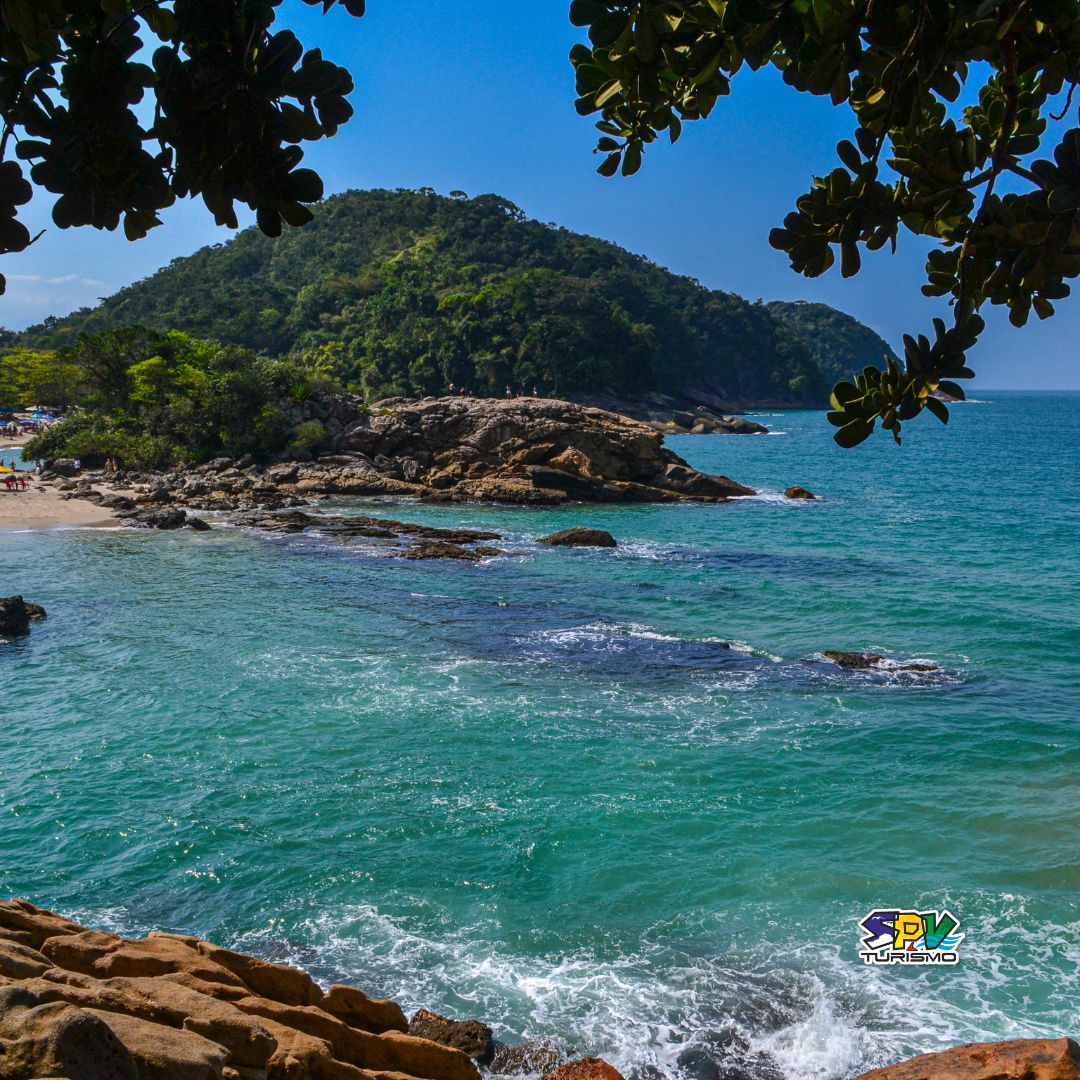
<box><xmin>0</xmin><ymin>898</ymin><xmax>479</xmax><ymax>1080</ymax></box>
<box><xmin>537</xmin><ymin>528</ymin><xmax>618</xmax><ymax>548</ymax></box>
<box><xmin>784</xmin><ymin>485</ymin><xmax>816</xmax><ymax>500</ymax></box>
<box><xmin>407</xmin><ymin>1008</ymin><xmax>494</xmax><ymax>1063</ymax></box>
<box><xmin>856</xmin><ymin>1039</ymin><xmax>1080</xmax><ymax>1080</ymax></box>
<box><xmin>0</xmin><ymin>597</ymin><xmax>46</xmax><ymax>638</ymax></box>
<box><xmin>70</xmin><ymin>397</ymin><xmax>755</xmax><ymax>517</ymax></box>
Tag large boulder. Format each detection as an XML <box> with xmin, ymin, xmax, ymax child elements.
<box><xmin>784</xmin><ymin>485</ymin><xmax>817</xmax><ymax>500</ymax></box>
<box><xmin>540</xmin><ymin>1057</ymin><xmax>627</xmax><ymax>1080</ymax></box>
<box><xmin>856</xmin><ymin>1039</ymin><xmax>1080</xmax><ymax>1080</ymax></box>
<box><xmin>123</xmin><ymin>506</ymin><xmax>189</xmax><ymax>530</ymax></box>
<box><xmin>537</xmin><ymin>527</ymin><xmax>617</xmax><ymax>548</ymax></box>
<box><xmin>0</xmin><ymin>597</ymin><xmax>46</xmax><ymax>638</ymax></box>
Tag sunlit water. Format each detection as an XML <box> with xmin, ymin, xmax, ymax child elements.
<box><xmin>1</xmin><ymin>393</ymin><xmax>1077</xmax><ymax>1079</ymax></box>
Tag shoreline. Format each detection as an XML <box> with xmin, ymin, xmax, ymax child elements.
<box><xmin>0</xmin><ymin>481</ymin><xmax>119</xmax><ymax>531</ymax></box>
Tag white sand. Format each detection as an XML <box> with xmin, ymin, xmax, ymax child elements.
<box><xmin>0</xmin><ymin>482</ymin><xmax>117</xmax><ymax>531</ymax></box>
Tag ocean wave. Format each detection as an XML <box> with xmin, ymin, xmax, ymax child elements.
<box><xmin>223</xmin><ymin>893</ymin><xmax>1077</xmax><ymax>1080</ymax></box>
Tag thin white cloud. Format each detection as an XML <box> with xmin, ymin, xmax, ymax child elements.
<box><xmin>7</xmin><ymin>273</ymin><xmax>108</xmax><ymax>288</ymax></box>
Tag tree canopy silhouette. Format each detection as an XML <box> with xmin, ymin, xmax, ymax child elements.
<box><xmin>0</xmin><ymin>0</ymin><xmax>365</xmax><ymax>288</ymax></box>
<box><xmin>570</xmin><ymin>0</ymin><xmax>1080</xmax><ymax>442</ymax></box>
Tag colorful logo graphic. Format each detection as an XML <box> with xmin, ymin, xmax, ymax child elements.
<box><xmin>859</xmin><ymin>909</ymin><xmax>963</xmax><ymax>965</ymax></box>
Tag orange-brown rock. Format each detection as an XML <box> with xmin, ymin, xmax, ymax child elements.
<box><xmin>0</xmin><ymin>899</ymin><xmax>481</xmax><ymax>1080</ymax></box>
<box><xmin>856</xmin><ymin>1039</ymin><xmax>1080</xmax><ymax>1080</ymax></box>
<box><xmin>540</xmin><ymin>1056</ymin><xmax>626</xmax><ymax>1080</ymax></box>
<box><xmin>322</xmin><ymin>984</ymin><xmax>407</xmax><ymax>1035</ymax></box>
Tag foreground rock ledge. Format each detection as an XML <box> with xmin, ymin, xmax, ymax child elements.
<box><xmin>0</xmin><ymin>898</ymin><xmax>479</xmax><ymax>1080</ymax></box>
<box><xmin>856</xmin><ymin>1038</ymin><xmax>1080</xmax><ymax>1080</ymax></box>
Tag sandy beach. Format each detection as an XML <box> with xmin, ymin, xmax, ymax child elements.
<box><xmin>0</xmin><ymin>483</ymin><xmax>117</xmax><ymax>531</ymax></box>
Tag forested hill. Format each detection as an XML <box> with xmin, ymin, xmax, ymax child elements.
<box><xmin>20</xmin><ymin>188</ymin><xmax>894</xmax><ymax>405</ymax></box>
<box><xmin>766</xmin><ymin>300</ymin><xmax>897</xmax><ymax>383</ymax></box>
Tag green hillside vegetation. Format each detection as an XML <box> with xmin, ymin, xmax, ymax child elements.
<box><xmin>766</xmin><ymin>301</ymin><xmax>898</xmax><ymax>383</ymax></box>
<box><xmin>17</xmin><ymin>188</ymin><xmax>890</xmax><ymax>405</ymax></box>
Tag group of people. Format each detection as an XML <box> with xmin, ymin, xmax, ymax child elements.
<box><xmin>2</xmin><ymin>459</ymin><xmax>28</xmax><ymax>492</ymax></box>
<box><xmin>446</xmin><ymin>383</ymin><xmax>541</xmax><ymax>398</ymax></box>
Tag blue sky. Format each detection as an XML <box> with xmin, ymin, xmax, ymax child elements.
<box><xmin>2</xmin><ymin>1</ymin><xmax>1075</xmax><ymax>389</ymax></box>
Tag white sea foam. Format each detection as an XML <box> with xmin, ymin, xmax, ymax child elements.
<box><xmin>224</xmin><ymin>893</ymin><xmax>1077</xmax><ymax>1080</ymax></box>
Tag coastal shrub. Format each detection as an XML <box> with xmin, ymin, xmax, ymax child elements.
<box><xmin>19</xmin><ymin>328</ymin><xmax>324</xmax><ymax>466</ymax></box>
<box><xmin>22</xmin><ymin>411</ymin><xmax>100</xmax><ymax>462</ymax></box>
<box><xmin>288</xmin><ymin>420</ymin><xmax>328</xmax><ymax>453</ymax></box>
<box><xmin>23</xmin><ymin>413</ymin><xmax>173</xmax><ymax>469</ymax></box>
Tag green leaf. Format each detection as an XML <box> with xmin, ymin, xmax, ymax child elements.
<box><xmin>834</xmin><ymin>418</ymin><xmax>873</xmax><ymax>448</ymax></box>
<box><xmin>924</xmin><ymin>396</ymin><xmax>950</xmax><ymax>424</ymax></box>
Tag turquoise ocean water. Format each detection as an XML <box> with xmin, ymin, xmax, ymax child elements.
<box><xmin>1</xmin><ymin>392</ymin><xmax>1077</xmax><ymax>1079</ymax></box>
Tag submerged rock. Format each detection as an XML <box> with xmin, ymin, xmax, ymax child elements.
<box><xmin>0</xmin><ymin>899</ymin><xmax>480</xmax><ymax>1080</ymax></box>
<box><xmin>537</xmin><ymin>527</ymin><xmax>618</xmax><ymax>548</ymax></box>
<box><xmin>784</xmin><ymin>485</ymin><xmax>817</xmax><ymax>500</ymax></box>
<box><xmin>490</xmin><ymin>1038</ymin><xmax>567</xmax><ymax>1076</ymax></box>
<box><xmin>233</xmin><ymin>508</ymin><xmax>504</xmax><ymax>561</ymax></box>
<box><xmin>0</xmin><ymin>597</ymin><xmax>47</xmax><ymax>638</ymax></box>
<box><xmin>855</xmin><ymin>1039</ymin><xmax>1080</xmax><ymax>1080</ymax></box>
<box><xmin>408</xmin><ymin>1007</ymin><xmax>494</xmax><ymax>1063</ymax></box>
<box><xmin>822</xmin><ymin>650</ymin><xmax>940</xmax><ymax>673</ymax></box>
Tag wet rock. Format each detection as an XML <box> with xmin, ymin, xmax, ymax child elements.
<box><xmin>0</xmin><ymin>596</ymin><xmax>47</xmax><ymax>638</ymax></box>
<box><xmin>855</xmin><ymin>1039</ymin><xmax>1080</xmax><ymax>1080</ymax></box>
<box><xmin>784</xmin><ymin>485</ymin><xmax>816</xmax><ymax>500</ymax></box>
<box><xmin>402</xmin><ymin>540</ymin><xmax>503</xmax><ymax>561</ymax></box>
<box><xmin>124</xmin><ymin>507</ymin><xmax>188</xmax><ymax>530</ymax></box>
<box><xmin>186</xmin><ymin>517</ymin><xmax>212</xmax><ymax>532</ymax></box>
<box><xmin>540</xmin><ymin>1057</ymin><xmax>626</xmax><ymax>1080</ymax></box>
<box><xmin>490</xmin><ymin>1038</ymin><xmax>567</xmax><ymax>1076</ymax></box>
<box><xmin>537</xmin><ymin>527</ymin><xmax>618</xmax><ymax>548</ymax></box>
<box><xmin>821</xmin><ymin>651</ymin><xmax>940</xmax><ymax>673</ymax></box>
<box><xmin>408</xmin><ymin>1007</ymin><xmax>494</xmax><ymax>1063</ymax></box>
